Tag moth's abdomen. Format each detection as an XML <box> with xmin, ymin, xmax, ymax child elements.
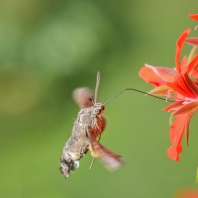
<box><xmin>60</xmin><ymin>125</ymin><xmax>90</xmax><ymax>178</ymax></box>
<box><xmin>60</xmin><ymin>143</ymin><xmax>89</xmax><ymax>178</ymax></box>
<box><xmin>60</xmin><ymin>156</ymin><xmax>75</xmax><ymax>178</ymax></box>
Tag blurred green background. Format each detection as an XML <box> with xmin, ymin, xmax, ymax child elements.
<box><xmin>1</xmin><ymin>0</ymin><xmax>198</xmax><ymax>197</ymax></box>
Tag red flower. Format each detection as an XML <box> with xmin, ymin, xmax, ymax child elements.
<box><xmin>163</xmin><ymin>53</ymin><xmax>198</xmax><ymax>161</ymax></box>
<box><xmin>164</xmin><ymin>73</ymin><xmax>198</xmax><ymax>161</ymax></box>
<box><xmin>139</xmin><ymin>29</ymin><xmax>191</xmax><ymax>95</ymax></box>
<box><xmin>139</xmin><ymin>29</ymin><xmax>198</xmax><ymax>161</ymax></box>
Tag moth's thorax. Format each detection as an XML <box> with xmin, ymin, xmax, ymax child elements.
<box><xmin>77</xmin><ymin>103</ymin><xmax>105</xmax><ymax>137</ymax></box>
<box><xmin>77</xmin><ymin>103</ymin><xmax>104</xmax><ymax>124</ymax></box>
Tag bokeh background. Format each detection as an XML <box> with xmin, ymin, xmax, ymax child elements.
<box><xmin>1</xmin><ymin>1</ymin><xmax>198</xmax><ymax>197</ymax></box>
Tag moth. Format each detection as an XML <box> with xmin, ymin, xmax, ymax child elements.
<box><xmin>60</xmin><ymin>72</ymin><xmax>123</xmax><ymax>178</ymax></box>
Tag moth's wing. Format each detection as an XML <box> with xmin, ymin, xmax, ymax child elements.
<box><xmin>73</xmin><ymin>87</ymin><xmax>94</xmax><ymax>108</ymax></box>
<box><xmin>100</xmin><ymin>116</ymin><xmax>106</xmax><ymax>133</ymax></box>
<box><xmin>88</xmin><ymin>132</ymin><xmax>124</xmax><ymax>171</ymax></box>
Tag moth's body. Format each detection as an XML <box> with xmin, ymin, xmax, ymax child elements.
<box><xmin>60</xmin><ymin>103</ymin><xmax>106</xmax><ymax>177</ymax></box>
<box><xmin>60</xmin><ymin>73</ymin><xmax>123</xmax><ymax>178</ymax></box>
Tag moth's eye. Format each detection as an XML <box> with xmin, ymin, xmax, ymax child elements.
<box><xmin>96</xmin><ymin>109</ymin><xmax>104</xmax><ymax>115</ymax></box>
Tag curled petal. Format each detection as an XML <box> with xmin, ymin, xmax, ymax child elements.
<box><xmin>189</xmin><ymin>13</ymin><xmax>198</xmax><ymax>21</ymax></box>
<box><xmin>186</xmin><ymin>37</ymin><xmax>198</xmax><ymax>46</ymax></box>
<box><xmin>175</xmin><ymin>29</ymin><xmax>191</xmax><ymax>73</ymax></box>
<box><xmin>167</xmin><ymin>115</ymin><xmax>187</xmax><ymax>161</ymax></box>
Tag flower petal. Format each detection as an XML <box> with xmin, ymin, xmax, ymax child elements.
<box><xmin>172</xmin><ymin>101</ymin><xmax>198</xmax><ymax>117</ymax></box>
<box><xmin>167</xmin><ymin>74</ymin><xmax>197</xmax><ymax>99</ymax></box>
<box><xmin>189</xmin><ymin>13</ymin><xmax>198</xmax><ymax>21</ymax></box>
<box><xmin>148</xmin><ymin>85</ymin><xmax>170</xmax><ymax>96</ymax></box>
<box><xmin>184</xmin><ymin>73</ymin><xmax>198</xmax><ymax>96</ymax></box>
<box><xmin>180</xmin><ymin>55</ymin><xmax>188</xmax><ymax>74</ymax></box>
<box><xmin>185</xmin><ymin>108</ymin><xmax>198</xmax><ymax>145</ymax></box>
<box><xmin>139</xmin><ymin>66</ymin><xmax>166</xmax><ymax>87</ymax></box>
<box><xmin>139</xmin><ymin>65</ymin><xmax>176</xmax><ymax>87</ymax></box>
<box><xmin>186</xmin><ymin>37</ymin><xmax>198</xmax><ymax>46</ymax></box>
<box><xmin>175</xmin><ymin>29</ymin><xmax>191</xmax><ymax>73</ymax></box>
<box><xmin>192</xmin><ymin>67</ymin><xmax>198</xmax><ymax>82</ymax></box>
<box><xmin>167</xmin><ymin>115</ymin><xmax>187</xmax><ymax>161</ymax></box>
<box><xmin>187</xmin><ymin>55</ymin><xmax>198</xmax><ymax>73</ymax></box>
<box><xmin>145</xmin><ymin>64</ymin><xmax>176</xmax><ymax>82</ymax></box>
<box><xmin>163</xmin><ymin>101</ymin><xmax>183</xmax><ymax>112</ymax></box>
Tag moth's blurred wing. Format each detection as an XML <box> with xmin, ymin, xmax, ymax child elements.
<box><xmin>73</xmin><ymin>87</ymin><xmax>94</xmax><ymax>108</ymax></box>
<box><xmin>100</xmin><ymin>116</ymin><xmax>106</xmax><ymax>133</ymax></box>
<box><xmin>89</xmin><ymin>132</ymin><xmax>124</xmax><ymax>171</ymax></box>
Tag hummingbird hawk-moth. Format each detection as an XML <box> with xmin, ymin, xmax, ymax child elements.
<box><xmin>60</xmin><ymin>72</ymin><xmax>123</xmax><ymax>178</ymax></box>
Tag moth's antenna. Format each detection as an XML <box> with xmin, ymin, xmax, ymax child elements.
<box><xmin>104</xmin><ymin>88</ymin><xmax>173</xmax><ymax>105</ymax></box>
<box><xmin>94</xmin><ymin>72</ymin><xmax>100</xmax><ymax>104</ymax></box>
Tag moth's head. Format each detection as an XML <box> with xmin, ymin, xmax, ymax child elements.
<box><xmin>93</xmin><ymin>103</ymin><xmax>105</xmax><ymax>116</ymax></box>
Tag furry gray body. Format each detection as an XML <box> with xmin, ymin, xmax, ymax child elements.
<box><xmin>60</xmin><ymin>104</ymin><xmax>104</xmax><ymax>177</ymax></box>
